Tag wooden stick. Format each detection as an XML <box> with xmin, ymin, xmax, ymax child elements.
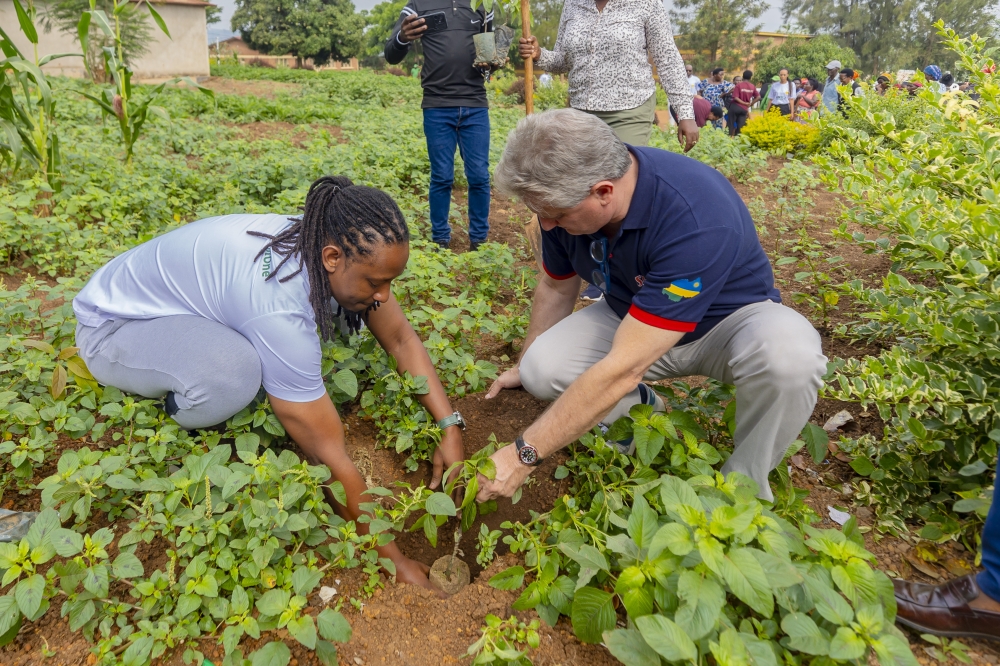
<box><xmin>520</xmin><ymin>0</ymin><xmax>534</xmax><ymax>115</ymax></box>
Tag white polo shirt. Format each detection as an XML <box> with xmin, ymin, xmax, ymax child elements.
<box><xmin>73</xmin><ymin>214</ymin><xmax>331</xmax><ymax>402</ymax></box>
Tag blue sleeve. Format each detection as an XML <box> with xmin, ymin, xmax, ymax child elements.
<box><xmin>540</xmin><ymin>227</ymin><xmax>577</xmax><ymax>280</ymax></box>
<box><xmin>629</xmin><ymin>227</ymin><xmax>739</xmax><ymax>331</ymax></box>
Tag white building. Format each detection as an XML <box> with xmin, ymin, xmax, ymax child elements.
<box><xmin>0</xmin><ymin>0</ymin><xmax>212</xmax><ymax>80</ymax></box>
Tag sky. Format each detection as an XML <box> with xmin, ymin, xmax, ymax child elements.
<box><xmin>207</xmin><ymin>0</ymin><xmax>787</xmax><ymax>43</ymax></box>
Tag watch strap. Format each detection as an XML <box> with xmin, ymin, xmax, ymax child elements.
<box><xmin>437</xmin><ymin>412</ymin><xmax>465</xmax><ymax>430</ymax></box>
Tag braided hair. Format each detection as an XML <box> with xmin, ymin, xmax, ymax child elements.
<box><xmin>248</xmin><ymin>176</ymin><xmax>409</xmax><ymax>339</ymax></box>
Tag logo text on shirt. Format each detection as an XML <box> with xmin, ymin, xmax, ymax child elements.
<box><xmin>261</xmin><ymin>247</ymin><xmax>273</xmax><ymax>278</ymax></box>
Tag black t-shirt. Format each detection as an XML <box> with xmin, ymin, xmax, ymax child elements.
<box><xmin>384</xmin><ymin>0</ymin><xmax>493</xmax><ymax>109</ymax></box>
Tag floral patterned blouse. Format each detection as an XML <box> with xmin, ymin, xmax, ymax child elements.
<box><xmin>535</xmin><ymin>0</ymin><xmax>694</xmax><ymax>120</ymax></box>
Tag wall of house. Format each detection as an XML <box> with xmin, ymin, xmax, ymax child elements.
<box><xmin>0</xmin><ymin>1</ymin><xmax>210</xmax><ymax>80</ymax></box>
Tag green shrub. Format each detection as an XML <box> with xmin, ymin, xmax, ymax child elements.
<box><xmin>815</xmin><ymin>26</ymin><xmax>1000</xmax><ymax>545</ymax></box>
<box><xmin>817</xmin><ymin>87</ymin><xmax>933</xmax><ymax>153</ymax></box>
<box><xmin>742</xmin><ymin>109</ymin><xmax>820</xmax><ymax>155</ymax></box>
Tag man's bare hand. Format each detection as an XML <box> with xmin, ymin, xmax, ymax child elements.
<box><xmin>394</xmin><ymin>556</ymin><xmax>446</xmax><ymax>598</ymax></box>
<box><xmin>475</xmin><ymin>444</ymin><xmax>532</xmax><ymax>502</ymax></box>
<box><xmin>677</xmin><ymin>119</ymin><xmax>699</xmax><ymax>152</ymax></box>
<box><xmin>399</xmin><ymin>14</ymin><xmax>427</xmax><ymax>42</ymax></box>
<box><xmin>485</xmin><ymin>366</ymin><xmax>521</xmax><ymax>400</ymax></box>
<box><xmin>518</xmin><ymin>36</ymin><xmax>541</xmax><ymax>61</ymax></box>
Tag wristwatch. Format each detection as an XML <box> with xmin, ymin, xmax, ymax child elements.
<box><xmin>515</xmin><ymin>436</ymin><xmax>543</xmax><ymax>467</ymax></box>
<box><xmin>436</xmin><ymin>411</ymin><xmax>466</xmax><ymax>430</ymax></box>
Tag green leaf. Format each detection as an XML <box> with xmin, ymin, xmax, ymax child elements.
<box><xmin>111</xmin><ymin>552</ymin><xmax>144</xmax><ymax>579</ymax></box>
<box><xmin>850</xmin><ymin>456</ymin><xmax>875</xmax><ymax>476</ymax></box>
<box><xmin>721</xmin><ymin>548</ymin><xmax>773</xmax><ymax>617</ymax></box>
<box><xmin>603</xmin><ymin>628</ymin><xmax>660</xmax><ymax>666</ymax></box>
<box><xmin>176</xmin><ymin>593</ymin><xmax>201</xmax><ymax>618</ymax></box>
<box><xmin>317</xmin><ymin>608</ymin><xmax>352</xmax><ymax>642</ymax></box>
<box><xmin>145</xmin><ymin>0</ymin><xmax>171</xmax><ymax>37</ymax></box>
<box><xmin>829</xmin><ymin>626</ymin><xmax>866</xmax><ymax>660</ymax></box>
<box><xmin>488</xmin><ymin>566</ymin><xmax>525</xmax><ymax>591</ymax></box>
<box><xmin>292</xmin><ymin>566</ymin><xmax>323</xmax><ymax>596</ymax></box>
<box><xmin>287</xmin><ymin>614</ymin><xmax>317</xmax><ymax>649</ymax></box>
<box><xmin>11</xmin><ymin>0</ymin><xmax>38</xmax><ymax>44</ymax></box>
<box><xmin>122</xmin><ymin>634</ymin><xmax>154</xmax><ymax>666</ymax></box>
<box><xmin>801</xmin><ymin>423</ymin><xmax>829</xmax><ymax>463</ymax></box>
<box><xmin>250</xmin><ymin>641</ymin><xmax>291</xmax><ymax>666</ymax></box>
<box><xmin>648</xmin><ymin>523</ymin><xmax>693</xmax><ymax>559</ymax></box>
<box><xmin>316</xmin><ymin>640</ymin><xmax>339</xmax><ymax>666</ymax></box>
<box><xmin>332</xmin><ymin>369</ymin><xmax>358</xmax><ymax>397</ymax></box>
<box><xmin>635</xmin><ymin>613</ymin><xmax>698</xmax><ymax>663</ymax></box>
<box><xmin>781</xmin><ymin>612</ymin><xmax>830</xmax><ymax>655</ymax></box>
<box><xmin>558</xmin><ymin>543</ymin><xmax>609</xmax><ymax>573</ymax></box>
<box><xmin>14</xmin><ymin>574</ymin><xmax>44</xmax><ymax>618</ymax></box>
<box><xmin>255</xmin><ymin>588</ymin><xmax>290</xmax><ymax>617</ymax></box>
<box><xmin>570</xmin><ymin>587</ymin><xmax>615</xmax><ymax>644</ymax></box>
<box><xmin>51</xmin><ymin>528</ymin><xmax>83</xmax><ymax>557</ymax></box>
<box><xmin>0</xmin><ymin>596</ymin><xmax>22</xmax><ymax>644</ymax></box>
<box><xmin>424</xmin><ymin>492</ymin><xmax>456</xmax><ymax>517</ymax></box>
<box><xmin>675</xmin><ymin>570</ymin><xmax>725</xmax><ymax>641</ymax></box>
<box><xmin>627</xmin><ymin>494</ymin><xmax>658</xmax><ymax>551</ymax></box>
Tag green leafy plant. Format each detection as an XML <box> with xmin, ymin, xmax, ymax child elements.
<box><xmin>776</xmin><ymin>226</ymin><xmax>844</xmax><ymax>329</ymax></box>
<box><xmin>77</xmin><ymin>0</ymin><xmax>214</xmax><ymax>161</ymax></box>
<box><xmin>465</xmin><ymin>614</ymin><xmax>540</xmax><ymax>665</ymax></box>
<box><xmin>815</xmin><ymin>26</ymin><xmax>1000</xmax><ymax>545</ymax></box>
<box><xmin>920</xmin><ymin>633</ymin><xmax>972</xmax><ymax>664</ymax></box>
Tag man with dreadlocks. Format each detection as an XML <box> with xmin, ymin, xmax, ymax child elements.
<box><xmin>72</xmin><ymin>176</ymin><xmax>464</xmax><ymax>593</ymax></box>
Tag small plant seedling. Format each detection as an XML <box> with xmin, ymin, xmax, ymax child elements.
<box><xmin>920</xmin><ymin>634</ymin><xmax>972</xmax><ymax>664</ymax></box>
<box><xmin>465</xmin><ymin>614</ymin><xmax>540</xmax><ymax>665</ymax></box>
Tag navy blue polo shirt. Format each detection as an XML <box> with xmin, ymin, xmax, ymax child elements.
<box><xmin>541</xmin><ymin>146</ymin><xmax>780</xmax><ymax>344</ymax></box>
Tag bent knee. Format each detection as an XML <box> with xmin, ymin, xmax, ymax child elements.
<box><xmin>519</xmin><ymin>344</ymin><xmax>563</xmax><ymax>402</ymax></box>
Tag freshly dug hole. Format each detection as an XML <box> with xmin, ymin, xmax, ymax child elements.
<box><xmin>430</xmin><ymin>556</ymin><xmax>470</xmax><ymax>594</ymax></box>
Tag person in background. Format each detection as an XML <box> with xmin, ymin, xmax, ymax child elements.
<box><xmin>894</xmin><ymin>458</ymin><xmax>1000</xmax><ymax>642</ymax></box>
<box><xmin>686</xmin><ymin>63</ymin><xmax>701</xmax><ymax>96</ymax></box>
<box><xmin>671</xmin><ymin>97</ymin><xmax>724</xmax><ymax>128</ymax></box>
<box><xmin>924</xmin><ymin>65</ymin><xmax>946</xmax><ymax>92</ymax></box>
<box><xmin>876</xmin><ymin>75</ymin><xmax>892</xmax><ymax>95</ymax></box>
<box><xmin>940</xmin><ymin>72</ymin><xmax>959</xmax><ymax>92</ymax></box>
<box><xmin>539</xmin><ymin>71</ymin><xmax>553</xmax><ymax>88</ymax></box>
<box><xmin>822</xmin><ymin>60</ymin><xmax>842</xmax><ymax>112</ymax></box>
<box><xmin>410</xmin><ymin>61</ymin><xmax>420</xmax><ymax>78</ymax></box>
<box><xmin>838</xmin><ymin>68</ymin><xmax>862</xmax><ymax>110</ymax></box>
<box><xmin>697</xmin><ymin>68</ymin><xmax>734</xmax><ymax>129</ymax></box>
<box><xmin>728</xmin><ymin>69</ymin><xmax>759</xmax><ymax>136</ymax></box>
<box><xmin>385</xmin><ymin>1</ymin><xmax>495</xmax><ymax>252</ymax></box>
<box><xmin>765</xmin><ymin>68</ymin><xmax>796</xmax><ymax>117</ymax></box>
<box><xmin>517</xmin><ymin>0</ymin><xmax>698</xmax><ymax>150</ymax></box>
<box><xmin>794</xmin><ymin>78</ymin><xmax>821</xmax><ymax>118</ymax></box>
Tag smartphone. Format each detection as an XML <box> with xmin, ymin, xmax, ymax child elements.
<box><xmin>419</xmin><ymin>11</ymin><xmax>448</xmax><ymax>34</ymax></box>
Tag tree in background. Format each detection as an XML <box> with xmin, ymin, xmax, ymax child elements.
<box><xmin>911</xmin><ymin>0</ymin><xmax>1000</xmax><ymax>71</ymax></box>
<box><xmin>529</xmin><ymin>0</ymin><xmax>562</xmax><ymax>50</ymax></box>
<box><xmin>363</xmin><ymin>0</ymin><xmax>406</xmax><ymax>59</ymax></box>
<box><xmin>232</xmin><ymin>0</ymin><xmax>365</xmax><ymax>66</ymax></box>
<box><xmin>782</xmin><ymin>0</ymin><xmax>999</xmax><ymax>74</ymax></box>
<box><xmin>206</xmin><ymin>5</ymin><xmax>222</xmax><ymax>25</ymax></box>
<box><xmin>42</xmin><ymin>0</ymin><xmax>152</xmax><ymax>83</ymax></box>
<box><xmin>752</xmin><ymin>34</ymin><xmax>857</xmax><ymax>83</ymax></box>
<box><xmin>671</xmin><ymin>0</ymin><xmax>767</xmax><ymax>72</ymax></box>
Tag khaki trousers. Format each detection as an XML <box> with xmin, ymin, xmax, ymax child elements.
<box><xmin>518</xmin><ymin>299</ymin><xmax>827</xmax><ymax>500</ymax></box>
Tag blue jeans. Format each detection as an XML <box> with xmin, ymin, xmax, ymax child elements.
<box><xmin>977</xmin><ymin>458</ymin><xmax>1000</xmax><ymax>600</ymax></box>
<box><xmin>423</xmin><ymin>107</ymin><xmax>491</xmax><ymax>244</ymax></box>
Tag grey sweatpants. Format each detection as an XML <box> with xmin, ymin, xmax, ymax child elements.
<box><xmin>75</xmin><ymin>316</ymin><xmax>263</xmax><ymax>429</ymax></box>
<box><xmin>519</xmin><ymin>300</ymin><xmax>827</xmax><ymax>500</ymax></box>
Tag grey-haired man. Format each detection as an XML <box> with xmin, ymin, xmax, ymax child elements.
<box><xmin>476</xmin><ymin>109</ymin><xmax>826</xmax><ymax>503</ymax></box>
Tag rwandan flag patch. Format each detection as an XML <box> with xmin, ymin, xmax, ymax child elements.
<box><xmin>663</xmin><ymin>278</ymin><xmax>702</xmax><ymax>302</ymax></box>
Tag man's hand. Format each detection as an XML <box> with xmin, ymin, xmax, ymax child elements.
<box><xmin>399</xmin><ymin>13</ymin><xmax>427</xmax><ymax>42</ymax></box>
<box><xmin>475</xmin><ymin>444</ymin><xmax>532</xmax><ymax>502</ymax></box>
<box><xmin>394</xmin><ymin>556</ymin><xmax>446</xmax><ymax>598</ymax></box>
<box><xmin>431</xmin><ymin>426</ymin><xmax>464</xmax><ymax>490</ymax></box>
<box><xmin>485</xmin><ymin>366</ymin><xmax>521</xmax><ymax>399</ymax></box>
<box><xmin>677</xmin><ymin>118</ymin><xmax>699</xmax><ymax>152</ymax></box>
<box><xmin>518</xmin><ymin>36</ymin><xmax>541</xmax><ymax>61</ymax></box>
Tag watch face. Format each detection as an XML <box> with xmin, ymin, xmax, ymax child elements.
<box><xmin>518</xmin><ymin>444</ymin><xmax>539</xmax><ymax>466</ymax></box>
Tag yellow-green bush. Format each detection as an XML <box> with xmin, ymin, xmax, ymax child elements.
<box><xmin>742</xmin><ymin>109</ymin><xmax>819</xmax><ymax>154</ymax></box>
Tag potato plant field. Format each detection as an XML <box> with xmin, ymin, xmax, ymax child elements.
<box><xmin>2</xmin><ymin>14</ymin><xmax>1000</xmax><ymax>666</ymax></box>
